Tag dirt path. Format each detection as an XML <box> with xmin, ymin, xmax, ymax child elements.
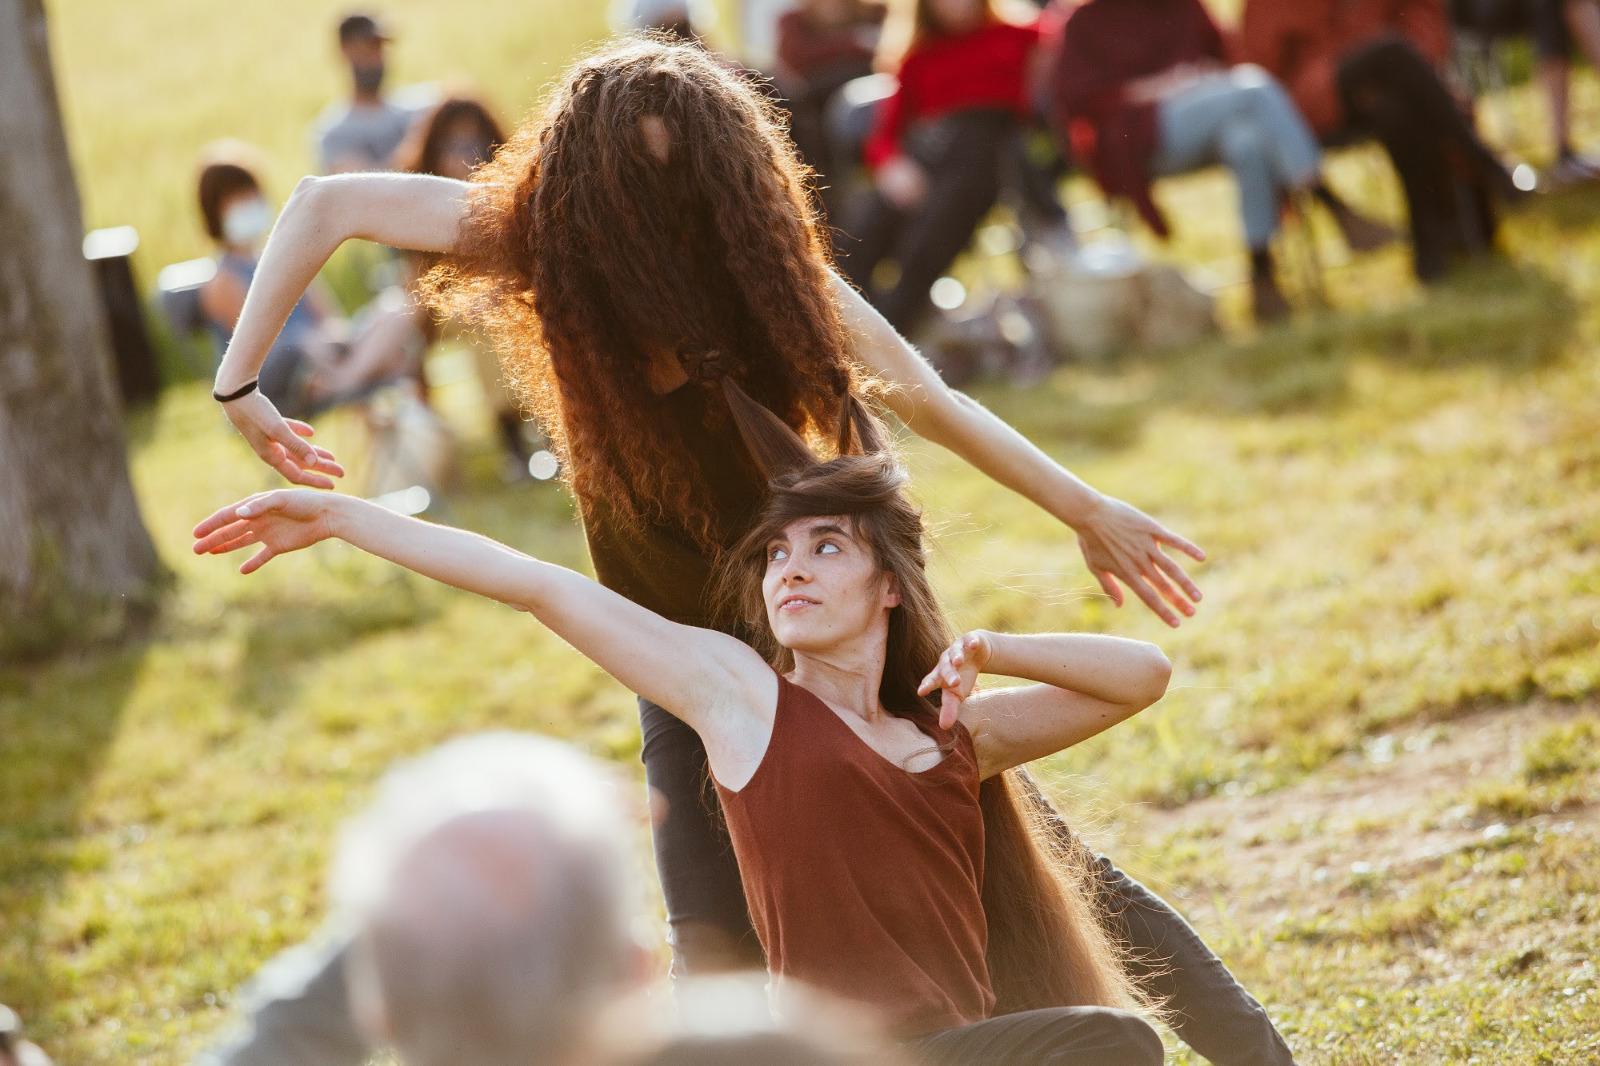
<box><xmin>1102</xmin><ymin>700</ymin><xmax>1597</xmax><ymax>923</ymax></box>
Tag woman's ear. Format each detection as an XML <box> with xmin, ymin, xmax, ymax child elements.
<box><xmin>882</xmin><ymin>571</ymin><xmax>902</xmax><ymax>610</ymax></box>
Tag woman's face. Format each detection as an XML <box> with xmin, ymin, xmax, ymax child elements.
<box><xmin>928</xmin><ymin>0</ymin><xmax>984</xmax><ymax>34</ymax></box>
<box><xmin>762</xmin><ymin>515</ymin><xmax>899</xmax><ymax>655</ymax></box>
<box><xmin>437</xmin><ymin>114</ymin><xmax>493</xmax><ymax>181</ymax></box>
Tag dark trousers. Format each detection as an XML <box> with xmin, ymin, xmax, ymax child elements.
<box><xmin>1336</xmin><ymin>36</ymin><xmax>1510</xmax><ymax>280</ymax></box>
<box><xmin>905</xmin><ymin>1005</ymin><xmax>1164</xmax><ymax>1066</ymax></box>
<box><xmin>640</xmin><ymin>699</ymin><xmax>1297</xmax><ymax>1066</ymax></box>
<box><xmin>834</xmin><ymin>109</ymin><xmax>1018</xmax><ymax>334</ymax></box>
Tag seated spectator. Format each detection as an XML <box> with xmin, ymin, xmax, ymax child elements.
<box><xmin>195</xmin><ymin>147</ymin><xmax>425</xmax><ymax>420</ymax></box>
<box><xmin>1049</xmin><ymin>0</ymin><xmax>1395</xmax><ymax>322</ymax></box>
<box><xmin>1242</xmin><ymin>0</ymin><xmax>1525</xmax><ymax>282</ymax></box>
<box><xmin>834</xmin><ymin>0</ymin><xmax>1057</xmax><ymax>334</ymax></box>
<box><xmin>334</xmin><ymin>733</ymin><xmax>649</xmax><ymax>1066</ymax></box>
<box><xmin>393</xmin><ymin>96</ymin><xmax>542</xmax><ymax>478</ymax></box>
<box><xmin>313</xmin><ymin>13</ymin><xmax>416</xmax><ymax>173</ymax></box>
<box><xmin>773</xmin><ymin>0</ymin><xmax>887</xmax><ymax>197</ymax></box>
<box><xmin>1451</xmin><ymin>0</ymin><xmax>1600</xmax><ymax>183</ymax></box>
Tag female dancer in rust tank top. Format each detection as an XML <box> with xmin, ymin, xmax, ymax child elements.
<box><xmin>202</xmin><ymin>35</ymin><xmax>1293</xmax><ymax>1066</ymax></box>
<box><xmin>194</xmin><ymin>382</ymin><xmax>1167</xmax><ymax>1063</ymax></box>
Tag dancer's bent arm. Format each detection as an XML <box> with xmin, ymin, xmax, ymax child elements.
<box><xmin>212</xmin><ymin>173</ymin><xmax>474</xmax><ymax>488</ymax></box>
<box><xmin>830</xmin><ymin>271</ymin><xmax>1205</xmax><ymax>629</ymax></box>
<box><xmin>190</xmin><ymin>488</ymin><xmax>777</xmax><ymax>778</ymax></box>
<box><xmin>917</xmin><ymin>630</ymin><xmax>1172</xmax><ymax>780</ymax></box>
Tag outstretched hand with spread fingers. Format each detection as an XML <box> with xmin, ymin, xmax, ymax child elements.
<box><xmin>221</xmin><ymin>389</ymin><xmax>346</xmax><ymax>489</ymax></box>
<box><xmin>917</xmin><ymin>631</ymin><xmax>993</xmax><ymax>731</ymax></box>
<box><xmin>1074</xmin><ymin>493</ymin><xmax>1206</xmax><ymax>628</ymax></box>
<box><xmin>191</xmin><ymin>489</ymin><xmax>339</xmax><ymax>574</ymax></box>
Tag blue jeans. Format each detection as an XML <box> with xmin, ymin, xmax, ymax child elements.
<box><xmin>201</xmin><ymin>699</ymin><xmax>1296</xmax><ymax>1066</ymax></box>
<box><xmin>1151</xmin><ymin>66</ymin><xmax>1322</xmax><ymax>249</ymax></box>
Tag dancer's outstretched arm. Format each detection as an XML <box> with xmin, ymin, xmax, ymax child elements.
<box><xmin>213</xmin><ymin>173</ymin><xmax>474</xmax><ymax>488</ymax></box>
<box><xmin>830</xmin><ymin>271</ymin><xmax>1205</xmax><ymax>629</ymax></box>
<box><xmin>191</xmin><ymin>489</ymin><xmax>777</xmax><ymax>775</ymax></box>
<box><xmin>916</xmin><ymin>630</ymin><xmax>1171</xmax><ymax>780</ymax></box>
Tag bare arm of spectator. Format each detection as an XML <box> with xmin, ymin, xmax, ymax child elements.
<box><xmin>830</xmin><ymin>270</ymin><xmax>1205</xmax><ymax>627</ymax></box>
<box><xmin>212</xmin><ymin>173</ymin><xmax>471</xmax><ymax>487</ymax></box>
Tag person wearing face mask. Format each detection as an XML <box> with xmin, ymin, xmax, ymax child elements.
<box><xmin>313</xmin><ymin>13</ymin><xmax>417</xmax><ymax>174</ymax></box>
<box><xmin>196</xmin><ymin>148</ymin><xmax>427</xmax><ymax>421</ymax></box>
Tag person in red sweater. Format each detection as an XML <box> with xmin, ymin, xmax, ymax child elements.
<box><xmin>1049</xmin><ymin>0</ymin><xmax>1394</xmax><ymax>322</ymax></box>
<box><xmin>1241</xmin><ymin>0</ymin><xmax>1524</xmax><ymax>281</ymax></box>
<box><xmin>835</xmin><ymin>0</ymin><xmax>1061</xmax><ymax>333</ymax></box>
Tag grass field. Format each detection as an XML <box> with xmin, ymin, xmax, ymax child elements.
<box><xmin>6</xmin><ymin>1</ymin><xmax>1600</xmax><ymax>1062</ymax></box>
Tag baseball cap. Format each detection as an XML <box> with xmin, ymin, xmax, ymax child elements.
<box><xmin>338</xmin><ymin>13</ymin><xmax>393</xmax><ymax>44</ymax></box>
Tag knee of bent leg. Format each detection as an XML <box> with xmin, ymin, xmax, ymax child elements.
<box><xmin>1218</xmin><ymin>117</ymin><xmax>1269</xmax><ymax>171</ymax></box>
<box><xmin>1081</xmin><ymin>1008</ymin><xmax>1164</xmax><ymax>1066</ymax></box>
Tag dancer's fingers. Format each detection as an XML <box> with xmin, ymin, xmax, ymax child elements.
<box><xmin>194</xmin><ymin>519</ymin><xmax>252</xmax><ymax>554</ymax></box>
<box><xmin>1153</xmin><ymin>524</ymin><xmax>1206</xmax><ymax>563</ymax></box>
<box><xmin>1094</xmin><ymin>569</ymin><xmax>1125</xmax><ymax>607</ymax></box>
<box><xmin>239</xmin><ymin>545</ymin><xmax>276</xmax><ymax>575</ymax></box>
<box><xmin>286</xmin><ymin>419</ymin><xmax>317</xmax><ymax>438</ymax></box>
<box><xmin>1151</xmin><ymin>549</ymin><xmax>1202</xmax><ymax>606</ymax></box>
<box><xmin>1124</xmin><ymin>570</ymin><xmax>1180</xmax><ymax>628</ymax></box>
<box><xmin>209</xmin><ymin>531</ymin><xmax>260</xmax><ymax>555</ymax></box>
<box><xmin>193</xmin><ymin>495</ymin><xmax>270</xmax><ymax>539</ymax></box>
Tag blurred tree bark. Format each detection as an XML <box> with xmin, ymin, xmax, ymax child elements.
<box><xmin>0</xmin><ymin>0</ymin><xmax>163</xmax><ymax>659</ymax></box>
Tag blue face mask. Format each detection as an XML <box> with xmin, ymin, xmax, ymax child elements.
<box><xmin>353</xmin><ymin>61</ymin><xmax>384</xmax><ymax>94</ymax></box>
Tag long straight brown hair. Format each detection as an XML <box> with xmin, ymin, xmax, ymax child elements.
<box><xmin>710</xmin><ymin>378</ymin><xmax>1158</xmax><ymax>1018</ymax></box>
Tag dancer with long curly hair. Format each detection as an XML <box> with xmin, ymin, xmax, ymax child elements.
<box><xmin>203</xmin><ymin>34</ymin><xmax>1292</xmax><ymax>1066</ymax></box>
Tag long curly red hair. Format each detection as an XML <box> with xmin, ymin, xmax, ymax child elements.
<box><xmin>419</xmin><ymin>35</ymin><xmax>864</xmax><ymax>548</ymax></box>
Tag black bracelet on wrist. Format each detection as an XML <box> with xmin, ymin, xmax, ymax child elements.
<box><xmin>213</xmin><ymin>379</ymin><xmax>260</xmax><ymax>403</ymax></box>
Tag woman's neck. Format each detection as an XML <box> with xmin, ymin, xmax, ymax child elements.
<box><xmin>788</xmin><ymin>634</ymin><xmax>890</xmax><ymax>723</ymax></box>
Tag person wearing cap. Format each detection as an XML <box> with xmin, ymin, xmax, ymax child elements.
<box><xmin>313</xmin><ymin>13</ymin><xmax>416</xmax><ymax>174</ymax></box>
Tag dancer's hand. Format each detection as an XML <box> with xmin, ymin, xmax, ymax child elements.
<box><xmin>191</xmin><ymin>489</ymin><xmax>343</xmax><ymax>574</ymax></box>
<box><xmin>1074</xmin><ymin>494</ymin><xmax>1205</xmax><ymax>628</ymax></box>
<box><xmin>220</xmin><ymin>390</ymin><xmax>346</xmax><ymax>489</ymax></box>
<box><xmin>918</xmin><ymin>631</ymin><xmax>992</xmax><ymax>731</ymax></box>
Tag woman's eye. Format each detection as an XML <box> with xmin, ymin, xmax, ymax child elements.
<box><xmin>817</xmin><ymin>541</ymin><xmax>840</xmax><ymax>555</ymax></box>
<box><xmin>768</xmin><ymin>547</ymin><xmax>788</xmax><ymax>563</ymax></box>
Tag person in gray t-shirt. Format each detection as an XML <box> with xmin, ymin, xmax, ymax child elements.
<box><xmin>313</xmin><ymin>13</ymin><xmax>415</xmax><ymax>173</ymax></box>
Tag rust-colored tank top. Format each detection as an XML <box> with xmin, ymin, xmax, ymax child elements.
<box><xmin>714</xmin><ymin>674</ymin><xmax>996</xmax><ymax>1037</ymax></box>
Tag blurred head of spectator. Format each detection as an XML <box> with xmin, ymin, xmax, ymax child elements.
<box><xmin>196</xmin><ymin>142</ymin><xmax>273</xmax><ymax>254</ymax></box>
<box><xmin>393</xmin><ymin>95</ymin><xmax>506</xmax><ymax>181</ymax></box>
<box><xmin>612</xmin><ymin>0</ymin><xmax>718</xmax><ymax>40</ymax></box>
<box><xmin>338</xmin><ymin>12</ymin><xmax>393</xmax><ymax>101</ymax></box>
<box><xmin>0</xmin><ymin>1005</ymin><xmax>54</xmax><ymax>1066</ymax></box>
<box><xmin>333</xmin><ymin>733</ymin><xmax>649</xmax><ymax>1066</ymax></box>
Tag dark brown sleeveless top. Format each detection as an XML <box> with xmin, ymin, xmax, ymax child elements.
<box><xmin>579</xmin><ymin>382</ymin><xmax>766</xmax><ymax>629</ymax></box>
<box><xmin>715</xmin><ymin>674</ymin><xmax>996</xmax><ymax>1037</ymax></box>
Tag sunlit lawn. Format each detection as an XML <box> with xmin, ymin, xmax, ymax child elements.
<box><xmin>6</xmin><ymin>0</ymin><xmax>1599</xmax><ymax>1061</ymax></box>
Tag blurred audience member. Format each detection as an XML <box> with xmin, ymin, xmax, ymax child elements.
<box><xmin>195</xmin><ymin>146</ymin><xmax>425</xmax><ymax>420</ymax></box>
<box><xmin>338</xmin><ymin>734</ymin><xmax>648</xmax><ymax>1066</ymax></box>
<box><xmin>394</xmin><ymin>96</ymin><xmax>541</xmax><ymax>478</ymax></box>
<box><xmin>314</xmin><ymin>13</ymin><xmax>415</xmax><ymax>173</ymax></box>
<box><xmin>834</xmin><ymin>0</ymin><xmax>1049</xmax><ymax>333</ymax></box>
<box><xmin>1049</xmin><ymin>0</ymin><xmax>1394</xmax><ymax>322</ymax></box>
<box><xmin>205</xmin><ymin>733</ymin><xmax>649</xmax><ymax>1066</ymax></box>
<box><xmin>1451</xmin><ymin>0</ymin><xmax>1600</xmax><ymax>182</ymax></box>
<box><xmin>614</xmin><ymin>0</ymin><xmax>720</xmax><ymax>39</ymax></box>
<box><xmin>774</xmin><ymin>0</ymin><xmax>886</xmax><ymax>192</ymax></box>
<box><xmin>0</xmin><ymin>1006</ymin><xmax>53</xmax><ymax>1066</ymax></box>
<box><xmin>1241</xmin><ymin>0</ymin><xmax>1525</xmax><ymax>281</ymax></box>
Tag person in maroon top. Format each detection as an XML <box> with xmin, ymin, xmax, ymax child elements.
<box><xmin>835</xmin><ymin>0</ymin><xmax>1064</xmax><ymax>333</ymax></box>
<box><xmin>1047</xmin><ymin>0</ymin><xmax>1395</xmax><ymax>321</ymax></box>
<box><xmin>194</xmin><ymin>380</ymin><xmax>1170</xmax><ymax>1063</ymax></box>
<box><xmin>1240</xmin><ymin>0</ymin><xmax>1524</xmax><ymax>281</ymax></box>
<box><xmin>772</xmin><ymin>0</ymin><xmax>888</xmax><ymax>208</ymax></box>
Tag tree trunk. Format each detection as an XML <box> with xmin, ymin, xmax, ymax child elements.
<box><xmin>0</xmin><ymin>0</ymin><xmax>162</xmax><ymax>658</ymax></box>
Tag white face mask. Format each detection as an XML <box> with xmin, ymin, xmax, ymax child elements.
<box><xmin>221</xmin><ymin>198</ymin><xmax>274</xmax><ymax>245</ymax></box>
